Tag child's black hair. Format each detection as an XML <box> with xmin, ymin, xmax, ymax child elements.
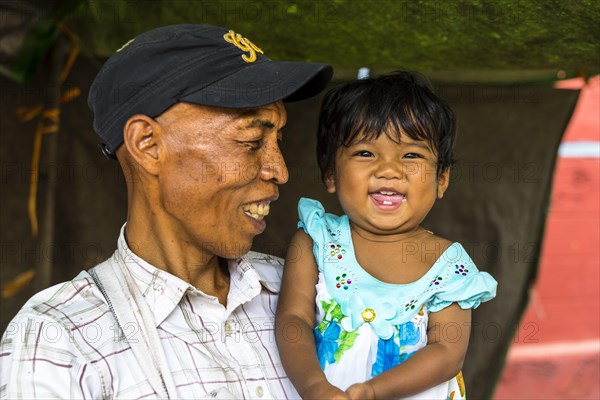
<box><xmin>316</xmin><ymin>70</ymin><xmax>457</xmax><ymax>180</ymax></box>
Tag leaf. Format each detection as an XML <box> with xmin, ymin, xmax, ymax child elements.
<box><xmin>333</xmin><ymin>330</ymin><xmax>359</xmax><ymax>363</ymax></box>
<box><xmin>319</xmin><ymin>299</ymin><xmax>343</xmax><ymax>329</ymax></box>
<box><xmin>320</xmin><ymin>299</ymin><xmax>334</xmax><ymax>315</ymax></box>
<box><xmin>317</xmin><ymin>320</ymin><xmax>328</xmax><ymax>334</ymax></box>
<box><xmin>329</xmin><ymin>302</ymin><xmax>345</xmax><ymax>321</ymax></box>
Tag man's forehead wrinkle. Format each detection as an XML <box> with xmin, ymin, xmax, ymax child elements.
<box><xmin>230</xmin><ymin>102</ymin><xmax>287</xmax><ymax>132</ymax></box>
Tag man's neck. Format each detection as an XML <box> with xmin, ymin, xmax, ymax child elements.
<box><xmin>124</xmin><ymin>215</ymin><xmax>231</xmax><ymax>306</ymax></box>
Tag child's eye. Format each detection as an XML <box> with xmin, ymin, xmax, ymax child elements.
<box><xmin>404</xmin><ymin>153</ymin><xmax>423</xmax><ymax>159</ymax></box>
<box><xmin>352</xmin><ymin>150</ymin><xmax>373</xmax><ymax>157</ymax></box>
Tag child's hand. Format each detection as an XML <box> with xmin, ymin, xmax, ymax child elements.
<box><xmin>302</xmin><ymin>381</ymin><xmax>350</xmax><ymax>399</ymax></box>
<box><xmin>346</xmin><ymin>381</ymin><xmax>376</xmax><ymax>400</ymax></box>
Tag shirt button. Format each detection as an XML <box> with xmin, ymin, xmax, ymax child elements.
<box><xmin>255</xmin><ymin>386</ymin><xmax>264</xmax><ymax>398</ymax></box>
<box><xmin>224</xmin><ymin>322</ymin><xmax>233</xmax><ymax>336</ymax></box>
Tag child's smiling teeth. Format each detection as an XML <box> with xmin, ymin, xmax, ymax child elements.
<box><xmin>380</xmin><ymin>191</ymin><xmax>396</xmax><ymax>204</ymax></box>
<box><xmin>242</xmin><ymin>202</ymin><xmax>270</xmax><ymax>221</ymax></box>
<box><xmin>371</xmin><ymin>191</ymin><xmax>406</xmax><ymax>206</ymax></box>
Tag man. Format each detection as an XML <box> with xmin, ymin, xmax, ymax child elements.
<box><xmin>0</xmin><ymin>24</ymin><xmax>332</xmax><ymax>399</ymax></box>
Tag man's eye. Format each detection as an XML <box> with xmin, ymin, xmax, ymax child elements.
<box><xmin>245</xmin><ymin>139</ymin><xmax>263</xmax><ymax>149</ymax></box>
<box><xmin>352</xmin><ymin>150</ymin><xmax>373</xmax><ymax>157</ymax></box>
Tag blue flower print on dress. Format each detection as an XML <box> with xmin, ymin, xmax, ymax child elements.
<box><xmin>371</xmin><ymin>321</ymin><xmax>420</xmax><ymax>377</ymax></box>
<box><xmin>371</xmin><ymin>336</ymin><xmax>400</xmax><ymax>376</ymax></box>
<box><xmin>314</xmin><ymin>323</ymin><xmax>341</xmax><ymax>369</ymax></box>
<box><xmin>340</xmin><ymin>295</ymin><xmax>396</xmax><ymax>339</ymax></box>
<box><xmin>398</xmin><ymin>321</ymin><xmax>421</xmax><ymax>347</ymax></box>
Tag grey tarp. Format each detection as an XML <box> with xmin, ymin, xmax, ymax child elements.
<box><xmin>0</xmin><ymin>57</ymin><xmax>579</xmax><ymax>398</ymax></box>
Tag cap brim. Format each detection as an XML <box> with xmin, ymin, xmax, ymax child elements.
<box><xmin>180</xmin><ymin>60</ymin><xmax>333</xmax><ymax>108</ymax></box>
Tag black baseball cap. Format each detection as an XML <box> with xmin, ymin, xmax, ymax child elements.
<box><xmin>88</xmin><ymin>24</ymin><xmax>333</xmax><ymax>158</ymax></box>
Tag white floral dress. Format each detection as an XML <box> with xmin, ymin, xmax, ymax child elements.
<box><xmin>298</xmin><ymin>198</ymin><xmax>497</xmax><ymax>399</ymax></box>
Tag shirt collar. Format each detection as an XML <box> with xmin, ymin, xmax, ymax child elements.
<box><xmin>116</xmin><ymin>224</ymin><xmax>283</xmax><ymax>326</ymax></box>
<box><xmin>240</xmin><ymin>251</ymin><xmax>283</xmax><ymax>293</ymax></box>
<box><xmin>117</xmin><ymin>224</ymin><xmax>193</xmax><ymax>326</ymax></box>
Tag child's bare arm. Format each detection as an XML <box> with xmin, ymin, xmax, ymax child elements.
<box><xmin>276</xmin><ymin>230</ymin><xmax>349</xmax><ymax>399</ymax></box>
<box><xmin>348</xmin><ymin>304</ymin><xmax>471</xmax><ymax>399</ymax></box>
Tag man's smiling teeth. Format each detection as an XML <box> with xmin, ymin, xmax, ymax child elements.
<box><xmin>242</xmin><ymin>202</ymin><xmax>270</xmax><ymax>221</ymax></box>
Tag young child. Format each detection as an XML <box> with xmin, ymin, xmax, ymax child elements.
<box><xmin>276</xmin><ymin>71</ymin><xmax>497</xmax><ymax>399</ymax></box>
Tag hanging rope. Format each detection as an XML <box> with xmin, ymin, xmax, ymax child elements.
<box><xmin>16</xmin><ymin>21</ymin><xmax>80</xmax><ymax>238</ymax></box>
<box><xmin>2</xmin><ymin>21</ymin><xmax>81</xmax><ymax>299</ymax></box>
<box><xmin>27</xmin><ymin>108</ymin><xmax>59</xmax><ymax>237</ymax></box>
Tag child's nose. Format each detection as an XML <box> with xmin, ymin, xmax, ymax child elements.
<box><xmin>374</xmin><ymin>160</ymin><xmax>404</xmax><ymax>180</ymax></box>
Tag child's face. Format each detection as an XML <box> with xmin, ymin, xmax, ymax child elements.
<box><xmin>325</xmin><ymin>132</ymin><xmax>449</xmax><ymax>236</ymax></box>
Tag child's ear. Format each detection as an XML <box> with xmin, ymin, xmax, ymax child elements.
<box><xmin>437</xmin><ymin>167</ymin><xmax>451</xmax><ymax>199</ymax></box>
<box><xmin>324</xmin><ymin>170</ymin><xmax>337</xmax><ymax>194</ymax></box>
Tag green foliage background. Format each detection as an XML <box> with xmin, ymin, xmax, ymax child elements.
<box><xmin>66</xmin><ymin>0</ymin><xmax>599</xmax><ymax>76</ymax></box>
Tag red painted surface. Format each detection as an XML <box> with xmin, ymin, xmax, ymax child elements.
<box><xmin>558</xmin><ymin>76</ymin><xmax>599</xmax><ymax>142</ymax></box>
<box><xmin>494</xmin><ymin>76</ymin><xmax>600</xmax><ymax>399</ymax></box>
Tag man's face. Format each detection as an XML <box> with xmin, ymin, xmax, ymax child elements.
<box><xmin>154</xmin><ymin>101</ymin><xmax>288</xmax><ymax>260</ymax></box>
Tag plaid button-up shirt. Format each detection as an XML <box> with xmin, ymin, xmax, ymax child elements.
<box><xmin>0</xmin><ymin>228</ymin><xmax>299</xmax><ymax>399</ymax></box>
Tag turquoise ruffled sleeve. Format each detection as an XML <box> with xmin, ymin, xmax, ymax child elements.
<box><xmin>426</xmin><ymin>244</ymin><xmax>497</xmax><ymax>313</ymax></box>
<box><xmin>298</xmin><ymin>197</ymin><xmax>327</xmax><ymax>238</ymax></box>
<box><xmin>298</xmin><ymin>198</ymin><xmax>328</xmax><ymax>271</ymax></box>
<box><xmin>298</xmin><ymin>198</ymin><xmax>349</xmax><ymax>273</ymax></box>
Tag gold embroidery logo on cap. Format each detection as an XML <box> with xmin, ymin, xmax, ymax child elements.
<box><xmin>116</xmin><ymin>38</ymin><xmax>135</xmax><ymax>52</ymax></box>
<box><xmin>223</xmin><ymin>30</ymin><xmax>264</xmax><ymax>63</ymax></box>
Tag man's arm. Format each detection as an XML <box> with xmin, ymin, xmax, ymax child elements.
<box><xmin>0</xmin><ymin>312</ymin><xmax>97</xmax><ymax>399</ymax></box>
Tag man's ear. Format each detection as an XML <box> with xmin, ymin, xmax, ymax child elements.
<box><xmin>123</xmin><ymin>114</ymin><xmax>161</xmax><ymax>176</ymax></box>
<box><xmin>324</xmin><ymin>170</ymin><xmax>336</xmax><ymax>194</ymax></box>
<box><xmin>437</xmin><ymin>167</ymin><xmax>451</xmax><ymax>199</ymax></box>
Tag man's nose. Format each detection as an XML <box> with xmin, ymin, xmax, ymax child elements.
<box><xmin>260</xmin><ymin>144</ymin><xmax>289</xmax><ymax>184</ymax></box>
